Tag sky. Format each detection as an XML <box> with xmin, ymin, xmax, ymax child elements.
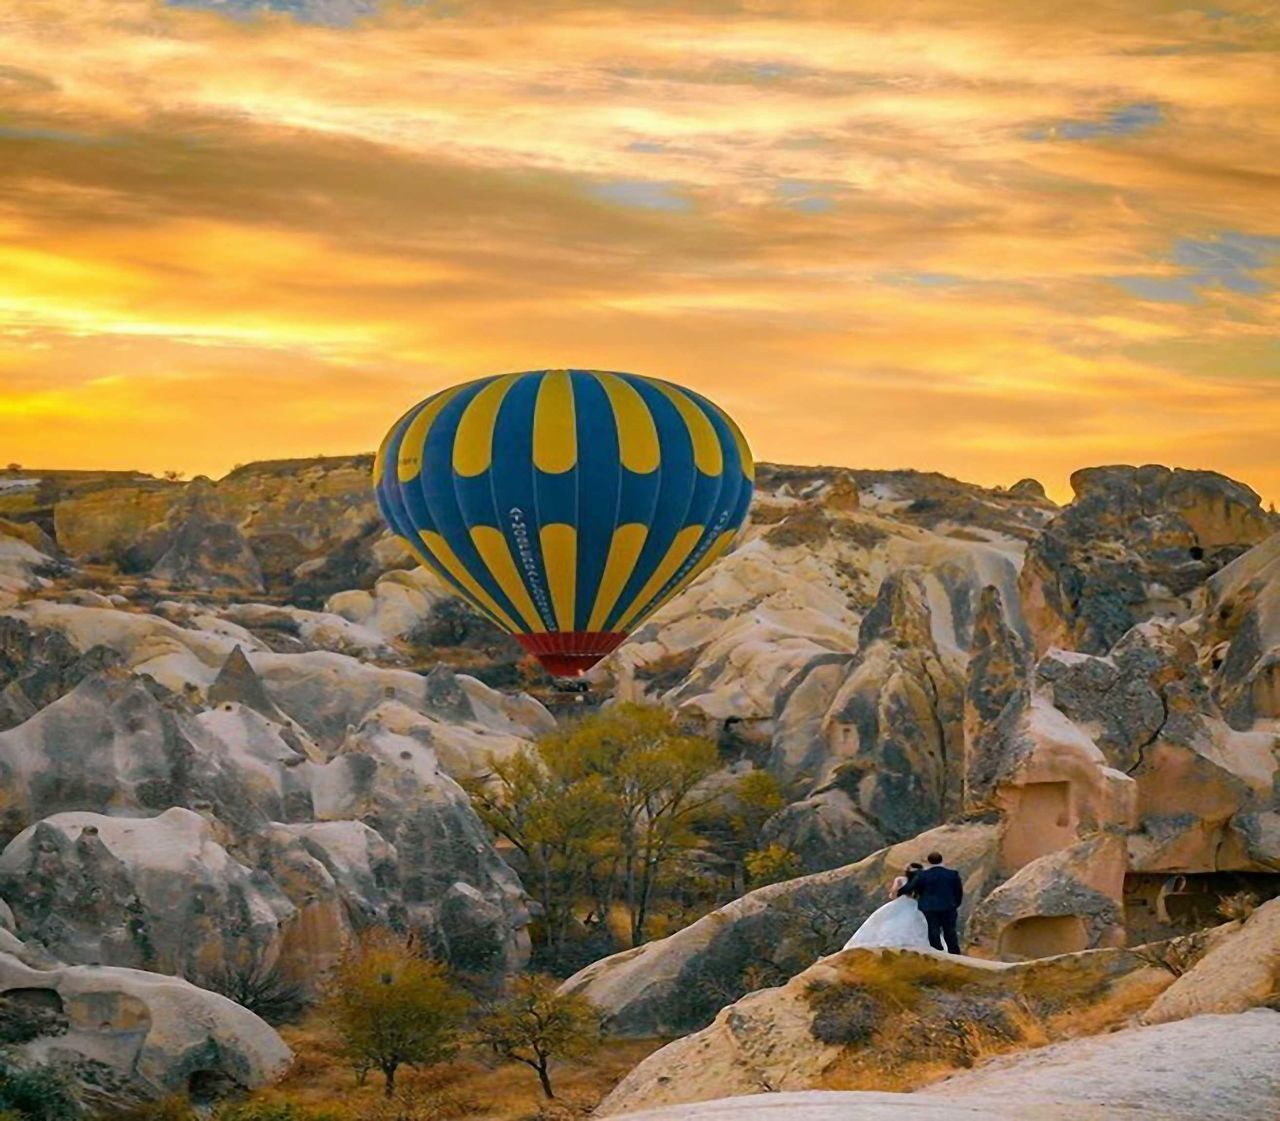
<box><xmin>1</xmin><ymin>0</ymin><xmax>1277</xmax><ymax>504</ymax></box>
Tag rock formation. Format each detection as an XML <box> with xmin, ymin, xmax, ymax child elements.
<box><xmin>1019</xmin><ymin>466</ymin><xmax>1275</xmax><ymax>657</ymax></box>
<box><xmin>596</xmin><ymin>944</ymin><xmax>1180</xmax><ymax>1115</ymax></box>
<box><xmin>0</xmin><ymin>933</ymin><xmax>290</xmax><ymax>1112</ymax></box>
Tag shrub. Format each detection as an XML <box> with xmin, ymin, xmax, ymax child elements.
<box><xmin>0</xmin><ymin>996</ymin><xmax>69</xmax><ymax>1045</ymax></box>
<box><xmin>197</xmin><ymin>961</ymin><xmax>308</xmax><ymax>1025</ymax></box>
<box><xmin>806</xmin><ymin>981</ymin><xmax>880</xmax><ymax>1046</ymax></box>
<box><xmin>744</xmin><ymin>843</ymin><xmax>801</xmax><ymax>887</ymax></box>
<box><xmin>474</xmin><ymin>974</ymin><xmax>600</xmax><ymax>1099</ymax></box>
<box><xmin>0</xmin><ymin>1060</ymin><xmax>80</xmax><ymax>1121</ymax></box>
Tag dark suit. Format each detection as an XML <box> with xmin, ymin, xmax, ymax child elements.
<box><xmin>898</xmin><ymin>865</ymin><xmax>964</xmax><ymax>953</ymax></box>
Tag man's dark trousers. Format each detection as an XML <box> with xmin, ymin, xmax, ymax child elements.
<box><xmin>899</xmin><ymin>864</ymin><xmax>964</xmax><ymax>953</ymax></box>
<box><xmin>923</xmin><ymin>909</ymin><xmax>960</xmax><ymax>954</ymax></box>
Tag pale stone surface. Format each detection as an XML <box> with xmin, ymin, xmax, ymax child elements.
<box><xmin>0</xmin><ymin>940</ymin><xmax>291</xmax><ymax>1109</ymax></box>
<box><xmin>918</xmin><ymin>1009</ymin><xmax>1280</xmax><ymax>1121</ymax></box>
<box><xmin>1142</xmin><ymin>897</ymin><xmax>1280</xmax><ymax>1023</ymax></box>
<box><xmin>0</xmin><ymin>808</ymin><xmax>295</xmax><ymax>978</ymax></box>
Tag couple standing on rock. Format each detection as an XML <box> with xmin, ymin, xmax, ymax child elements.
<box><xmin>841</xmin><ymin>851</ymin><xmax>964</xmax><ymax>953</ymax></box>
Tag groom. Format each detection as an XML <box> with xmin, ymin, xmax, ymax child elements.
<box><xmin>898</xmin><ymin>851</ymin><xmax>963</xmax><ymax>954</ymax></box>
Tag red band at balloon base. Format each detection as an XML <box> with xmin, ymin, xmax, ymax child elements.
<box><xmin>515</xmin><ymin>631</ymin><xmax>628</xmax><ymax>678</ymax></box>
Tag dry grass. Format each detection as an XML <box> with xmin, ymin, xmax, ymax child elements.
<box><xmin>809</xmin><ymin>947</ymin><xmax>1175</xmax><ymax>1095</ymax></box>
<box><xmin>248</xmin><ymin>1018</ymin><xmax>665</xmax><ymax>1121</ymax></box>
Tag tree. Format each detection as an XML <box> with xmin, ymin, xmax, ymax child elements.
<box><xmin>538</xmin><ymin>704</ymin><xmax>720</xmax><ymax>945</ymax></box>
<box><xmin>464</xmin><ymin>752</ymin><xmax>618</xmax><ymax>969</ymax></box>
<box><xmin>322</xmin><ymin>929</ymin><xmax>470</xmax><ymax>1097</ymax></box>
<box><xmin>468</xmin><ymin>704</ymin><xmax>721</xmax><ymax>956</ymax></box>
<box><xmin>475</xmin><ymin>974</ymin><xmax>600</xmax><ymax>1099</ymax></box>
<box><xmin>744</xmin><ymin>842</ymin><xmax>802</xmax><ymax>886</ymax></box>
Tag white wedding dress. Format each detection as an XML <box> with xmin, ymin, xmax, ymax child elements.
<box><xmin>842</xmin><ymin>879</ymin><xmax>931</xmax><ymax>950</ymax></box>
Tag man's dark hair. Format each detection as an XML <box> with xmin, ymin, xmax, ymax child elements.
<box><xmin>927</xmin><ymin>852</ymin><xmax>943</xmax><ymax>865</ymax></box>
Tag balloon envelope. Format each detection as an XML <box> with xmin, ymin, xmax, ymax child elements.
<box><xmin>372</xmin><ymin>369</ymin><xmax>754</xmax><ymax>676</ymax></box>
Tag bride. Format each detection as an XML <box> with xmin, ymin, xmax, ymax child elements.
<box><xmin>842</xmin><ymin>862</ymin><xmax>931</xmax><ymax>950</ymax></box>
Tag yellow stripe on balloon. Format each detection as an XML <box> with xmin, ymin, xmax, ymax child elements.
<box><xmin>593</xmin><ymin>372</ymin><xmax>659</xmax><ymax>474</ymax></box>
<box><xmin>587</xmin><ymin>523</ymin><xmax>648</xmax><ymax>632</ymax></box>
<box><xmin>539</xmin><ymin>523</ymin><xmax>577</xmax><ymax>631</ymax></box>
<box><xmin>420</xmin><ymin>530</ymin><xmax>521</xmax><ymax>634</ymax></box>
<box><xmin>402</xmin><ymin>536</ymin><xmax>503</xmax><ymax>631</ymax></box>
<box><xmin>715</xmin><ymin>404</ymin><xmax>755</xmax><ymax>481</ymax></box>
<box><xmin>617</xmin><ymin>524</ymin><xmax>704</xmax><ymax>631</ymax></box>
<box><xmin>397</xmin><ymin>386</ymin><xmax>465</xmax><ymax>482</ymax></box>
<box><xmin>533</xmin><ymin>370</ymin><xmax>577</xmax><ymax>474</ymax></box>
<box><xmin>650</xmin><ymin>381</ymin><xmax>722</xmax><ymax>476</ymax></box>
<box><xmin>453</xmin><ymin>375</ymin><xmax>518</xmax><ymax>477</ymax></box>
<box><xmin>646</xmin><ymin>529</ymin><xmax>737</xmax><ymax>618</ymax></box>
<box><xmin>470</xmin><ymin>526</ymin><xmax>547</xmax><ymax>633</ymax></box>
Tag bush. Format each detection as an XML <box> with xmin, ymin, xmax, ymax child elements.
<box><xmin>0</xmin><ymin>997</ymin><xmax>69</xmax><ymax>1045</ymax></box>
<box><xmin>0</xmin><ymin>1061</ymin><xmax>80</xmax><ymax>1121</ymax></box>
<box><xmin>197</xmin><ymin>961</ymin><xmax>308</xmax><ymax>1025</ymax></box>
<box><xmin>322</xmin><ymin>929</ymin><xmax>471</xmax><ymax>1097</ymax></box>
<box><xmin>806</xmin><ymin>981</ymin><xmax>880</xmax><ymax>1046</ymax></box>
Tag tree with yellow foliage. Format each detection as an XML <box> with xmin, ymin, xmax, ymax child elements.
<box><xmin>322</xmin><ymin>929</ymin><xmax>470</xmax><ymax>1097</ymax></box>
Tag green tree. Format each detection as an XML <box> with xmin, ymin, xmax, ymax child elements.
<box><xmin>464</xmin><ymin>752</ymin><xmax>618</xmax><ymax>967</ymax></box>
<box><xmin>469</xmin><ymin>704</ymin><xmax>720</xmax><ymax>954</ymax></box>
<box><xmin>475</xmin><ymin>974</ymin><xmax>600</xmax><ymax>1099</ymax></box>
<box><xmin>322</xmin><ymin>929</ymin><xmax>470</xmax><ymax>1097</ymax></box>
<box><xmin>538</xmin><ymin>704</ymin><xmax>720</xmax><ymax>945</ymax></box>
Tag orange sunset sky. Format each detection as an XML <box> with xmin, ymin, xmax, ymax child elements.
<box><xmin>1</xmin><ymin>0</ymin><xmax>1277</xmax><ymax>504</ymax></box>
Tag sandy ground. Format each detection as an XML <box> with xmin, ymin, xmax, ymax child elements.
<box><xmin>616</xmin><ymin>1009</ymin><xmax>1280</xmax><ymax>1121</ymax></box>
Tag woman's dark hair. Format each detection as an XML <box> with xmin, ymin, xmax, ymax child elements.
<box><xmin>907</xmin><ymin>862</ymin><xmax>924</xmax><ymax>872</ymax></box>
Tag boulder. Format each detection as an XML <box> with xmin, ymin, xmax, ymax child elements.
<box><xmin>760</xmin><ymin>789</ymin><xmax>886</xmax><ymax>875</ymax></box>
<box><xmin>962</xmin><ymin>585</ymin><xmax>1032</xmax><ymax>810</ymax></box>
<box><xmin>152</xmin><ymin>515</ymin><xmax>265</xmax><ymax>593</ymax></box>
<box><xmin>308</xmin><ymin>704</ymin><xmax>531</xmax><ymax>973</ymax></box>
<box><xmin>0</xmin><ymin>941</ymin><xmax>290</xmax><ymax>1111</ymax></box>
<box><xmin>326</xmin><ymin>567</ymin><xmax>451</xmax><ymax>643</ymax></box>
<box><xmin>0</xmin><ymin>809</ymin><xmax>295</xmax><ymax>979</ymax></box>
<box><xmin>1019</xmin><ymin>465</ymin><xmax>1275</xmax><ymax>657</ymax></box>
<box><xmin>0</xmin><ymin>672</ymin><xmax>272</xmax><ymax>839</ymax></box>
<box><xmin>559</xmin><ymin>822</ymin><xmax>1001</xmax><ymax>1038</ymax></box>
<box><xmin>966</xmin><ymin>833</ymin><xmax>1128</xmax><ymax>958</ymax></box>
<box><xmin>1142</xmin><ymin>897</ymin><xmax>1280</xmax><ymax>1023</ymax></box>
<box><xmin>794</xmin><ymin>571</ymin><xmax>966</xmax><ymax>843</ymax></box>
<box><xmin>0</xmin><ymin>615</ymin><xmax>122</xmax><ymax>731</ymax></box>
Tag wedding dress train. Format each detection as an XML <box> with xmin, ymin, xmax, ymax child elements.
<box><xmin>842</xmin><ymin>894</ymin><xmax>931</xmax><ymax>950</ymax></box>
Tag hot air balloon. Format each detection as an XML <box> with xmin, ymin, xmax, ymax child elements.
<box><xmin>372</xmin><ymin>369</ymin><xmax>754</xmax><ymax>677</ymax></box>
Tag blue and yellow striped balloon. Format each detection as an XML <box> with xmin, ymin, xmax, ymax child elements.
<box><xmin>373</xmin><ymin>370</ymin><xmax>754</xmax><ymax>676</ymax></box>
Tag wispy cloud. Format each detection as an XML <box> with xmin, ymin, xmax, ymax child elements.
<box><xmin>0</xmin><ymin>0</ymin><xmax>1276</xmax><ymax>503</ymax></box>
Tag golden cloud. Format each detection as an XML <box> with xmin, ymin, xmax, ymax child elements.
<box><xmin>0</xmin><ymin>0</ymin><xmax>1276</xmax><ymax>504</ymax></box>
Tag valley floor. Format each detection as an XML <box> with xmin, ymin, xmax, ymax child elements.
<box><xmin>253</xmin><ymin>1022</ymin><xmax>667</xmax><ymax>1120</ymax></box>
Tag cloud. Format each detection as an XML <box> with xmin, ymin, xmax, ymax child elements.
<box><xmin>0</xmin><ymin>0</ymin><xmax>1277</xmax><ymax>504</ymax></box>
